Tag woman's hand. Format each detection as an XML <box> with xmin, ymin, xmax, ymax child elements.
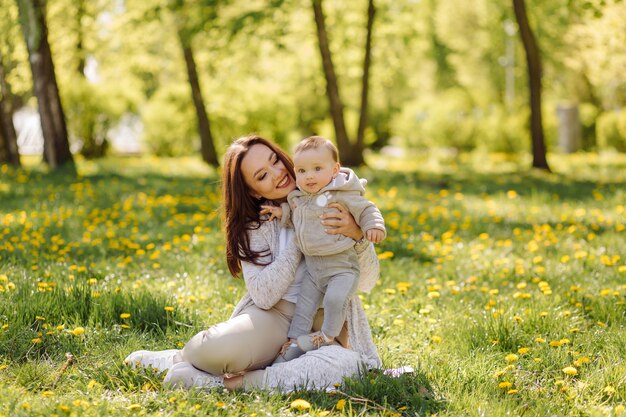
<box><xmin>321</xmin><ymin>202</ymin><xmax>364</xmax><ymax>241</ymax></box>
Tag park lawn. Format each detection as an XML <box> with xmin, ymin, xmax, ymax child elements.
<box><xmin>0</xmin><ymin>152</ymin><xmax>625</xmax><ymax>417</ymax></box>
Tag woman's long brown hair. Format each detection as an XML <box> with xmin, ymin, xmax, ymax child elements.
<box><xmin>222</xmin><ymin>134</ymin><xmax>295</xmax><ymax>276</ymax></box>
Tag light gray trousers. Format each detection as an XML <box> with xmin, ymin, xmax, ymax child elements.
<box><xmin>288</xmin><ymin>249</ymin><xmax>359</xmax><ymax>339</ymax></box>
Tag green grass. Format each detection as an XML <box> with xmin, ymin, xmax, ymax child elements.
<box><xmin>1</xmin><ymin>152</ymin><xmax>625</xmax><ymax>416</ymax></box>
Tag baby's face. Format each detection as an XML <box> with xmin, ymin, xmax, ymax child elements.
<box><xmin>293</xmin><ymin>147</ymin><xmax>340</xmax><ymax>194</ymax></box>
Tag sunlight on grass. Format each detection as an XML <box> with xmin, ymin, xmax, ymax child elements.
<box><xmin>1</xmin><ymin>153</ymin><xmax>625</xmax><ymax>416</ymax></box>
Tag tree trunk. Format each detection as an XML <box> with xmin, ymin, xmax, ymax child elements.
<box><xmin>312</xmin><ymin>0</ymin><xmax>355</xmax><ymax>165</ymax></box>
<box><xmin>17</xmin><ymin>0</ymin><xmax>74</xmax><ymax>170</ymax></box>
<box><xmin>354</xmin><ymin>0</ymin><xmax>375</xmax><ymax>164</ymax></box>
<box><xmin>179</xmin><ymin>31</ymin><xmax>219</xmax><ymax>167</ymax></box>
<box><xmin>512</xmin><ymin>0</ymin><xmax>551</xmax><ymax>172</ymax></box>
<box><xmin>0</xmin><ymin>54</ymin><xmax>20</xmax><ymax>166</ymax></box>
<box><xmin>76</xmin><ymin>0</ymin><xmax>85</xmax><ymax>75</ymax></box>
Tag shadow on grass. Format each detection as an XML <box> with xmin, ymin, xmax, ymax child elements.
<box><xmin>0</xmin><ymin>282</ymin><xmax>194</xmax><ymax>362</ymax></box>
<box><xmin>287</xmin><ymin>367</ymin><xmax>445</xmax><ymax>416</ymax></box>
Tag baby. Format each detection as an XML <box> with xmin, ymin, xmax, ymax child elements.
<box><xmin>262</xmin><ymin>136</ymin><xmax>385</xmax><ymax>362</ymax></box>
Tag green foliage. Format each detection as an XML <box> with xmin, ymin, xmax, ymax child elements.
<box><xmin>62</xmin><ymin>78</ymin><xmax>128</xmax><ymax>158</ymax></box>
<box><xmin>597</xmin><ymin>109</ymin><xmax>626</xmax><ymax>152</ymax></box>
<box><xmin>2</xmin><ymin>0</ymin><xmax>625</xmax><ymax>160</ymax></box>
<box><xmin>0</xmin><ymin>0</ymin><xmax>31</xmax><ymax>99</ymax></box>
<box><xmin>141</xmin><ymin>84</ymin><xmax>197</xmax><ymax>156</ymax></box>
<box><xmin>393</xmin><ymin>93</ymin><xmax>530</xmax><ymax>153</ymax></box>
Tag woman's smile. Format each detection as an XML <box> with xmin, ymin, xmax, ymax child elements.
<box><xmin>277</xmin><ymin>175</ymin><xmax>291</xmax><ymax>189</ymax></box>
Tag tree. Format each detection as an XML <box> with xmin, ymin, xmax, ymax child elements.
<box><xmin>16</xmin><ymin>0</ymin><xmax>73</xmax><ymax>170</ymax></box>
<box><xmin>312</xmin><ymin>0</ymin><xmax>376</xmax><ymax>166</ymax></box>
<box><xmin>173</xmin><ymin>0</ymin><xmax>220</xmax><ymax>166</ymax></box>
<box><xmin>512</xmin><ymin>0</ymin><xmax>550</xmax><ymax>171</ymax></box>
<box><xmin>0</xmin><ymin>52</ymin><xmax>20</xmax><ymax>166</ymax></box>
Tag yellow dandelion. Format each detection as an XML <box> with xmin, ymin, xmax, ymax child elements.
<box><xmin>562</xmin><ymin>366</ymin><xmax>578</xmax><ymax>376</ymax></box>
<box><xmin>164</xmin><ymin>306</ymin><xmax>175</xmax><ymax>312</ymax></box>
<box><xmin>507</xmin><ymin>389</ymin><xmax>519</xmax><ymax>395</ymax></box>
<box><xmin>31</xmin><ymin>338</ymin><xmax>42</xmax><ymax>344</ymax></box>
<box><xmin>120</xmin><ymin>313</ymin><xmax>131</xmax><ymax>319</ymax></box>
<box><xmin>549</xmin><ymin>340</ymin><xmax>562</xmax><ymax>347</ymax></box>
<box><xmin>41</xmin><ymin>390</ymin><xmax>54</xmax><ymax>398</ymax></box>
<box><xmin>604</xmin><ymin>386</ymin><xmax>616</xmax><ymax>395</ymax></box>
<box><xmin>336</xmin><ymin>399</ymin><xmax>346</xmax><ymax>410</ymax></box>
<box><xmin>290</xmin><ymin>399</ymin><xmax>311</xmax><ymax>410</ymax></box>
<box><xmin>615</xmin><ymin>404</ymin><xmax>625</xmax><ymax>414</ymax></box>
<box><xmin>518</xmin><ymin>347</ymin><xmax>530</xmax><ymax>354</ymax></box>
<box><xmin>498</xmin><ymin>381</ymin><xmax>513</xmax><ymax>389</ymax></box>
<box><xmin>377</xmin><ymin>251</ymin><xmax>394</xmax><ymax>260</ymax></box>
<box><xmin>71</xmin><ymin>327</ymin><xmax>85</xmax><ymax>336</ymax></box>
<box><xmin>431</xmin><ymin>335</ymin><xmax>443</xmax><ymax>344</ymax></box>
<box><xmin>127</xmin><ymin>404</ymin><xmax>141</xmax><ymax>411</ymax></box>
<box><xmin>494</xmin><ymin>369</ymin><xmax>507</xmax><ymax>378</ymax></box>
<box><xmin>505</xmin><ymin>354</ymin><xmax>519</xmax><ymax>363</ymax></box>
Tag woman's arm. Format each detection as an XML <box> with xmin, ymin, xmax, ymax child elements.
<box><xmin>241</xmin><ymin>222</ymin><xmax>302</xmax><ymax>309</ymax></box>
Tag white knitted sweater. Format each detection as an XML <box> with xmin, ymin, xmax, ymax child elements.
<box><xmin>230</xmin><ymin>217</ymin><xmax>381</xmax><ymax>389</ymax></box>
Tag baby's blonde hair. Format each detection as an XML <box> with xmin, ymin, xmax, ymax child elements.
<box><xmin>294</xmin><ymin>136</ymin><xmax>339</xmax><ymax>162</ymax></box>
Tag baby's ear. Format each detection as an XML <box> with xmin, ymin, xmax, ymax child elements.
<box><xmin>332</xmin><ymin>162</ymin><xmax>341</xmax><ymax>178</ymax></box>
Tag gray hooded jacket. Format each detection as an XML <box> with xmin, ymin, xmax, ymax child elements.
<box><xmin>280</xmin><ymin>167</ymin><xmax>386</xmax><ymax>257</ymax></box>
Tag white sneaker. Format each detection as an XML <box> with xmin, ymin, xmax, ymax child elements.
<box><xmin>124</xmin><ymin>349</ymin><xmax>179</xmax><ymax>372</ymax></box>
<box><xmin>163</xmin><ymin>362</ymin><xmax>224</xmax><ymax>389</ymax></box>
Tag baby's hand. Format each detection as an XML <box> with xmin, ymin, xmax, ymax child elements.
<box><xmin>260</xmin><ymin>205</ymin><xmax>283</xmax><ymax>221</ymax></box>
<box><xmin>366</xmin><ymin>229</ymin><xmax>385</xmax><ymax>244</ymax></box>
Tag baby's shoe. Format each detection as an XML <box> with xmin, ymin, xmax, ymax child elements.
<box><xmin>272</xmin><ymin>340</ymin><xmax>305</xmax><ymax>364</ymax></box>
<box><xmin>296</xmin><ymin>331</ymin><xmax>334</xmax><ymax>352</ymax></box>
<box><xmin>163</xmin><ymin>362</ymin><xmax>224</xmax><ymax>389</ymax></box>
<box><xmin>124</xmin><ymin>349</ymin><xmax>179</xmax><ymax>372</ymax></box>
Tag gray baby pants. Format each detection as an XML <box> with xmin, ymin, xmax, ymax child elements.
<box><xmin>288</xmin><ymin>248</ymin><xmax>359</xmax><ymax>339</ymax></box>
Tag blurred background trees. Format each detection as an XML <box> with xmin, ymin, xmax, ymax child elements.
<box><xmin>1</xmin><ymin>0</ymin><xmax>624</xmax><ymax>170</ymax></box>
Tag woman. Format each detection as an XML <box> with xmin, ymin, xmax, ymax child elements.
<box><xmin>125</xmin><ymin>134</ymin><xmax>380</xmax><ymax>391</ymax></box>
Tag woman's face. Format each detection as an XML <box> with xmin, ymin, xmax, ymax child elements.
<box><xmin>241</xmin><ymin>144</ymin><xmax>296</xmax><ymax>201</ymax></box>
